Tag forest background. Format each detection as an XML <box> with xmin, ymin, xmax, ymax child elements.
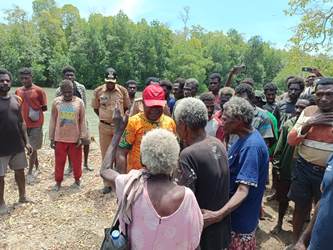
<box><xmin>1</xmin><ymin>0</ymin><xmax>333</xmax><ymax>92</ymax></box>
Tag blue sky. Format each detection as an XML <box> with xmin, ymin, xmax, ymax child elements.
<box><xmin>1</xmin><ymin>0</ymin><xmax>299</xmax><ymax>48</ymax></box>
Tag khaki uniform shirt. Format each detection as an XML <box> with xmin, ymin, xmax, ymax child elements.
<box><xmin>91</xmin><ymin>84</ymin><xmax>130</xmax><ymax>124</ymax></box>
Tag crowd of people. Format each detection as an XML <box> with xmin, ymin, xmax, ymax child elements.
<box><xmin>0</xmin><ymin>64</ymin><xmax>332</xmax><ymax>250</ymax></box>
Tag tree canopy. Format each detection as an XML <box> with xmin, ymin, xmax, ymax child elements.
<box><xmin>286</xmin><ymin>0</ymin><xmax>333</xmax><ymax>52</ymax></box>
<box><xmin>1</xmin><ymin>0</ymin><xmax>333</xmax><ymax>92</ymax></box>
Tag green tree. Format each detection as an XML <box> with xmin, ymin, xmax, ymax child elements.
<box><xmin>286</xmin><ymin>0</ymin><xmax>333</xmax><ymax>52</ymax></box>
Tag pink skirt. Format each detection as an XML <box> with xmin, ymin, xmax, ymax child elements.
<box><xmin>228</xmin><ymin>231</ymin><xmax>256</xmax><ymax>250</ymax></box>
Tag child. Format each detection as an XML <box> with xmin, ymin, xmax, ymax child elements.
<box><xmin>49</xmin><ymin>80</ymin><xmax>87</xmax><ymax>191</ymax></box>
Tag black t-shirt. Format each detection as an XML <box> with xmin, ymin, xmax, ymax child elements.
<box><xmin>0</xmin><ymin>95</ymin><xmax>25</xmax><ymax>156</ymax></box>
<box><xmin>179</xmin><ymin>136</ymin><xmax>231</xmax><ymax>249</ymax></box>
<box><xmin>263</xmin><ymin>102</ymin><xmax>277</xmax><ymax>113</ymax></box>
<box><xmin>73</xmin><ymin>82</ymin><xmax>82</xmax><ymax>100</ymax></box>
<box><xmin>274</xmin><ymin>98</ymin><xmax>295</xmax><ymax>128</ymax></box>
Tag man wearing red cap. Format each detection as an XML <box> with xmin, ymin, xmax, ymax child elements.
<box><xmin>116</xmin><ymin>85</ymin><xmax>176</xmax><ymax>173</ymax></box>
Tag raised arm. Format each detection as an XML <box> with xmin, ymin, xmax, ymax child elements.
<box><xmin>225</xmin><ymin>65</ymin><xmax>245</xmax><ymax>87</ymax></box>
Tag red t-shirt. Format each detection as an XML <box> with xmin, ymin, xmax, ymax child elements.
<box><xmin>15</xmin><ymin>84</ymin><xmax>47</xmax><ymax>128</ymax></box>
<box><xmin>213</xmin><ymin>110</ymin><xmax>225</xmax><ymax>142</ymax></box>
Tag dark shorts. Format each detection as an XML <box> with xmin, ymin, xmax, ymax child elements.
<box><xmin>0</xmin><ymin>151</ymin><xmax>27</xmax><ymax>176</ymax></box>
<box><xmin>200</xmin><ymin>218</ymin><xmax>231</xmax><ymax>250</ymax></box>
<box><xmin>288</xmin><ymin>157</ymin><xmax>325</xmax><ymax>205</ymax></box>
<box><xmin>27</xmin><ymin>127</ymin><xmax>43</xmax><ymax>150</ymax></box>
<box><xmin>276</xmin><ymin>180</ymin><xmax>291</xmax><ymax>202</ymax></box>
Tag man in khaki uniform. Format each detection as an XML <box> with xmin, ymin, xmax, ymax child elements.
<box><xmin>92</xmin><ymin>67</ymin><xmax>130</xmax><ymax>161</ymax></box>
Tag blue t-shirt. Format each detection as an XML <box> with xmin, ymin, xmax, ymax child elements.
<box><xmin>228</xmin><ymin>130</ymin><xmax>269</xmax><ymax>234</ymax></box>
<box><xmin>167</xmin><ymin>97</ymin><xmax>176</xmax><ymax>113</ymax></box>
<box><xmin>309</xmin><ymin>155</ymin><xmax>333</xmax><ymax>250</ymax></box>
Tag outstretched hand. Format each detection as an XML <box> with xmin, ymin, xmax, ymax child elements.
<box><xmin>113</xmin><ymin>100</ymin><xmax>129</xmax><ymax>133</ymax></box>
<box><xmin>201</xmin><ymin>209</ymin><xmax>220</xmax><ymax>229</ymax></box>
<box><xmin>100</xmin><ymin>100</ymin><xmax>129</xmax><ymax>172</ymax></box>
<box><xmin>25</xmin><ymin>143</ymin><xmax>33</xmax><ymax>156</ymax></box>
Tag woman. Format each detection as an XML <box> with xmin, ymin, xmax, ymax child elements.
<box><xmin>101</xmin><ymin>128</ymin><xmax>203</xmax><ymax>250</ymax></box>
<box><xmin>201</xmin><ymin>97</ymin><xmax>269</xmax><ymax>250</ymax></box>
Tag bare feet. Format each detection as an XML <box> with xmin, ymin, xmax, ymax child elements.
<box><xmin>271</xmin><ymin>224</ymin><xmax>282</xmax><ymax>234</ymax></box>
<box><xmin>84</xmin><ymin>165</ymin><xmax>94</xmax><ymax>171</ymax></box>
<box><xmin>18</xmin><ymin>196</ymin><xmax>32</xmax><ymax>203</ymax></box>
<box><xmin>0</xmin><ymin>203</ymin><xmax>9</xmax><ymax>215</ymax></box>
<box><xmin>52</xmin><ymin>183</ymin><xmax>61</xmax><ymax>192</ymax></box>
<box><xmin>102</xmin><ymin>186</ymin><xmax>112</xmax><ymax>194</ymax></box>
<box><xmin>26</xmin><ymin>174</ymin><xmax>34</xmax><ymax>185</ymax></box>
<box><xmin>267</xmin><ymin>192</ymin><xmax>277</xmax><ymax>201</ymax></box>
<box><xmin>284</xmin><ymin>244</ymin><xmax>294</xmax><ymax>250</ymax></box>
<box><xmin>71</xmin><ymin>180</ymin><xmax>80</xmax><ymax>189</ymax></box>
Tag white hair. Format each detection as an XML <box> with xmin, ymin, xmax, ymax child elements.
<box><xmin>223</xmin><ymin>96</ymin><xmax>254</xmax><ymax>125</ymax></box>
<box><xmin>140</xmin><ymin>128</ymin><xmax>180</xmax><ymax>175</ymax></box>
<box><xmin>173</xmin><ymin>97</ymin><xmax>208</xmax><ymax>129</ymax></box>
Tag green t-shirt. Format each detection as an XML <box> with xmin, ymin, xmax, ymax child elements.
<box><xmin>272</xmin><ymin>117</ymin><xmax>298</xmax><ymax>181</ymax></box>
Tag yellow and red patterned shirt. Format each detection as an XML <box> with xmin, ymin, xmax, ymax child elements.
<box><xmin>119</xmin><ymin>112</ymin><xmax>176</xmax><ymax>172</ymax></box>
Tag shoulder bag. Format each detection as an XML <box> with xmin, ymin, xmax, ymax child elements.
<box><xmin>23</xmin><ymin>90</ymin><xmax>40</xmax><ymax>122</ymax></box>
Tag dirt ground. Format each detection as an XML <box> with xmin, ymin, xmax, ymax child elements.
<box><xmin>1</xmin><ymin>143</ymin><xmax>293</xmax><ymax>250</ymax></box>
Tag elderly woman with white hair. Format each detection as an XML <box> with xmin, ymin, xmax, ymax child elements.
<box><xmin>201</xmin><ymin>96</ymin><xmax>269</xmax><ymax>250</ymax></box>
<box><xmin>101</xmin><ymin>128</ymin><xmax>203</xmax><ymax>250</ymax></box>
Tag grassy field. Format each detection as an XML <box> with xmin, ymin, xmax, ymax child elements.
<box><xmin>11</xmin><ymin>87</ymin><xmax>100</xmax><ymax>143</ymax></box>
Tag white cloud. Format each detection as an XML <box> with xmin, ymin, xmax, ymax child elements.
<box><xmin>92</xmin><ymin>0</ymin><xmax>144</xmax><ymax>19</ymax></box>
<box><xmin>115</xmin><ymin>0</ymin><xmax>143</xmax><ymax>18</ymax></box>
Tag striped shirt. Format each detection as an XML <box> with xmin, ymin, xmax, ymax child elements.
<box><xmin>288</xmin><ymin>105</ymin><xmax>333</xmax><ymax>167</ymax></box>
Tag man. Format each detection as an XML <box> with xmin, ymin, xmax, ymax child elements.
<box><xmin>208</xmin><ymin>73</ymin><xmax>222</xmax><ymax>111</ymax></box>
<box><xmin>15</xmin><ymin>67</ymin><xmax>47</xmax><ymax>184</ymax></box>
<box><xmin>263</xmin><ymin>82</ymin><xmax>278</xmax><ymax>113</ymax></box>
<box><xmin>254</xmin><ymin>90</ymin><xmax>279</xmax><ymax>201</ymax></box>
<box><xmin>183</xmin><ymin>78</ymin><xmax>199</xmax><ymax>97</ymax></box>
<box><xmin>271</xmin><ymin>97</ymin><xmax>313</xmax><ymax>234</ymax></box>
<box><xmin>92</xmin><ymin>67</ymin><xmax>130</xmax><ymax>193</ymax></box>
<box><xmin>49</xmin><ymin>80</ymin><xmax>87</xmax><ymax>191</ymax></box>
<box><xmin>294</xmin><ymin>155</ymin><xmax>333</xmax><ymax>250</ymax></box>
<box><xmin>199</xmin><ymin>92</ymin><xmax>224</xmax><ymax>142</ymax></box>
<box><xmin>0</xmin><ymin>68</ymin><xmax>32</xmax><ymax>215</ymax></box>
<box><xmin>56</xmin><ymin>66</ymin><xmax>92</xmax><ymax>172</ymax></box>
<box><xmin>287</xmin><ymin>77</ymin><xmax>333</xmax><ymax>244</ymax></box>
<box><xmin>304</xmin><ymin>67</ymin><xmax>322</xmax><ymax>88</ymax></box>
<box><xmin>172</xmin><ymin>77</ymin><xmax>185</xmax><ymax>101</ymax></box>
<box><xmin>274</xmin><ymin>77</ymin><xmax>305</xmax><ymax>127</ymax></box>
<box><xmin>174</xmin><ymin>97</ymin><xmax>230</xmax><ymax>250</ymax></box>
<box><xmin>201</xmin><ymin>96</ymin><xmax>269</xmax><ymax>249</ymax></box>
<box><xmin>219</xmin><ymin>87</ymin><xmax>235</xmax><ymax>108</ymax></box>
<box><xmin>240</xmin><ymin>77</ymin><xmax>255</xmax><ymax>87</ymax></box>
<box><xmin>214</xmin><ymin>87</ymin><xmax>235</xmax><ymax>121</ymax></box>
<box><xmin>159</xmin><ymin>79</ymin><xmax>176</xmax><ymax>113</ymax></box>
<box><xmin>235</xmin><ymin>83</ymin><xmax>275</xmax><ymax>145</ymax></box>
<box><xmin>253</xmin><ymin>90</ymin><xmax>267</xmax><ymax>108</ymax></box>
<box><xmin>145</xmin><ymin>76</ymin><xmax>159</xmax><ymax>86</ymax></box>
<box><xmin>125</xmin><ymin>80</ymin><xmax>137</xmax><ymax>106</ymax></box>
<box><xmin>116</xmin><ymin>85</ymin><xmax>176</xmax><ymax>173</ymax></box>
<box><xmin>130</xmin><ymin>80</ymin><xmax>171</xmax><ymax>117</ymax></box>
<box><xmin>302</xmin><ymin>68</ymin><xmax>323</xmax><ymax>99</ymax></box>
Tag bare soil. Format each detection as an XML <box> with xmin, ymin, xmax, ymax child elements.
<box><xmin>1</xmin><ymin>143</ymin><xmax>293</xmax><ymax>250</ymax></box>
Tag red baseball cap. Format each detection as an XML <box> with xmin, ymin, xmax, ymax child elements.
<box><xmin>143</xmin><ymin>85</ymin><xmax>166</xmax><ymax>107</ymax></box>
